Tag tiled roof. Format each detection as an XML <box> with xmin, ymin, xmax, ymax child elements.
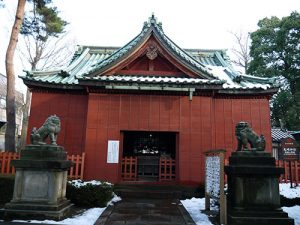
<box><xmin>81</xmin><ymin>15</ymin><xmax>213</xmax><ymax>78</ymax></box>
<box><xmin>21</xmin><ymin>15</ymin><xmax>277</xmax><ymax>93</ymax></box>
<box><xmin>80</xmin><ymin>75</ymin><xmax>224</xmax><ymax>85</ymax></box>
<box><xmin>271</xmin><ymin>128</ymin><xmax>294</xmax><ymax>142</ymax></box>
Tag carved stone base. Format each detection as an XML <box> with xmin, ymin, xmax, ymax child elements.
<box><xmin>227</xmin><ymin>208</ymin><xmax>294</xmax><ymax>225</ymax></box>
<box><xmin>4</xmin><ymin>199</ymin><xmax>73</xmax><ymax>221</ymax></box>
<box><xmin>3</xmin><ymin>145</ymin><xmax>73</xmax><ymax>221</ymax></box>
<box><xmin>225</xmin><ymin>151</ymin><xmax>294</xmax><ymax>225</ymax></box>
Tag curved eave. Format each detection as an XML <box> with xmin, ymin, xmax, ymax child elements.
<box><xmin>78</xmin><ymin>80</ymin><xmax>224</xmax><ymax>90</ymax></box>
<box><xmin>21</xmin><ymin>77</ymin><xmax>278</xmax><ymax>97</ymax></box>
<box><xmin>237</xmin><ymin>74</ymin><xmax>276</xmax><ymax>84</ymax></box>
<box><xmin>22</xmin><ymin>78</ymin><xmax>83</xmax><ymax>90</ymax></box>
<box><xmin>78</xmin><ymin>75</ymin><xmax>224</xmax><ymax>88</ymax></box>
<box><xmin>218</xmin><ymin>87</ymin><xmax>279</xmax><ymax>95</ymax></box>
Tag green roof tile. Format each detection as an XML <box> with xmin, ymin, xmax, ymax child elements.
<box><xmin>20</xmin><ymin>15</ymin><xmax>277</xmax><ymax>93</ymax></box>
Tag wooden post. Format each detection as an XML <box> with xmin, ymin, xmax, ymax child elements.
<box><xmin>80</xmin><ymin>152</ymin><xmax>85</xmax><ymax>180</ymax></box>
<box><xmin>295</xmin><ymin>161</ymin><xmax>299</xmax><ymax>186</ymax></box>
<box><xmin>284</xmin><ymin>161</ymin><xmax>288</xmax><ymax>182</ymax></box>
<box><xmin>204</xmin><ymin>151</ymin><xmax>209</xmax><ymax>211</ymax></box>
<box><xmin>205</xmin><ymin>192</ymin><xmax>210</xmax><ymax>211</ymax></box>
<box><xmin>289</xmin><ymin>161</ymin><xmax>293</xmax><ymax>188</ymax></box>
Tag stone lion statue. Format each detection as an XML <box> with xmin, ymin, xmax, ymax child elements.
<box><xmin>235</xmin><ymin>121</ymin><xmax>265</xmax><ymax>151</ymax></box>
<box><xmin>31</xmin><ymin>115</ymin><xmax>61</xmax><ymax>145</ymax></box>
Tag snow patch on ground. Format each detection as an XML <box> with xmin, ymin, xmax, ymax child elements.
<box><xmin>280</xmin><ymin>183</ymin><xmax>300</xmax><ymax>199</ymax></box>
<box><xmin>181</xmin><ymin>184</ymin><xmax>300</xmax><ymax>225</ymax></box>
<box><xmin>108</xmin><ymin>194</ymin><xmax>122</xmax><ymax>205</ymax></box>
<box><xmin>14</xmin><ymin>207</ymin><xmax>106</xmax><ymax>225</ymax></box>
<box><xmin>10</xmin><ymin>193</ymin><xmax>121</xmax><ymax>224</ymax></box>
<box><xmin>180</xmin><ymin>197</ymin><xmax>215</xmax><ymax>225</ymax></box>
<box><xmin>283</xmin><ymin>205</ymin><xmax>300</xmax><ymax>225</ymax></box>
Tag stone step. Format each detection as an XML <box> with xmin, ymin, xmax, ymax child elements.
<box><xmin>115</xmin><ymin>189</ymin><xmax>182</xmax><ymax>199</ymax></box>
<box><xmin>114</xmin><ymin>184</ymin><xmax>203</xmax><ymax>199</ymax></box>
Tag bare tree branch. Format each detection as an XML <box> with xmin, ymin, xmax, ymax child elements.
<box><xmin>229</xmin><ymin>30</ymin><xmax>251</xmax><ymax>74</ymax></box>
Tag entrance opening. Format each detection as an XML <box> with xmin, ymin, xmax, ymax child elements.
<box><xmin>122</xmin><ymin>131</ymin><xmax>176</xmax><ymax>181</ymax></box>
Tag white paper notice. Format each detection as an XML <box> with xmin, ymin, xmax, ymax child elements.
<box><xmin>107</xmin><ymin>140</ymin><xmax>119</xmax><ymax>163</ymax></box>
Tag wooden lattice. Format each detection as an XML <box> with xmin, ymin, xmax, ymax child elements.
<box><xmin>159</xmin><ymin>157</ymin><xmax>176</xmax><ymax>181</ymax></box>
<box><xmin>121</xmin><ymin>156</ymin><xmax>137</xmax><ymax>181</ymax></box>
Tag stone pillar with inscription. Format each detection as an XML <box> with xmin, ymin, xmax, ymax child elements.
<box><xmin>4</xmin><ymin>115</ymin><xmax>74</xmax><ymax>221</ymax></box>
<box><xmin>225</xmin><ymin>121</ymin><xmax>294</xmax><ymax>225</ymax></box>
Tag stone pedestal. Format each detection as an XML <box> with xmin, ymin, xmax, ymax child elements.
<box><xmin>4</xmin><ymin>145</ymin><xmax>74</xmax><ymax>221</ymax></box>
<box><xmin>225</xmin><ymin>151</ymin><xmax>294</xmax><ymax>225</ymax></box>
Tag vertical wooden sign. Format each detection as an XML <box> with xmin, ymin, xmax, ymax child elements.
<box><xmin>107</xmin><ymin>140</ymin><xmax>119</xmax><ymax>163</ymax></box>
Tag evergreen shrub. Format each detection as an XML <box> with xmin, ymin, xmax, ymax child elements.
<box><xmin>280</xmin><ymin>195</ymin><xmax>300</xmax><ymax>207</ymax></box>
<box><xmin>0</xmin><ymin>175</ymin><xmax>15</xmax><ymax>205</ymax></box>
<box><xmin>66</xmin><ymin>180</ymin><xmax>114</xmax><ymax>207</ymax></box>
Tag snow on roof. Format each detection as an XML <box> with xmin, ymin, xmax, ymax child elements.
<box><xmin>271</xmin><ymin>128</ymin><xmax>295</xmax><ymax>142</ymax></box>
<box><xmin>207</xmin><ymin>65</ymin><xmax>239</xmax><ymax>88</ymax></box>
<box><xmin>21</xmin><ymin>16</ymin><xmax>276</xmax><ymax>94</ymax></box>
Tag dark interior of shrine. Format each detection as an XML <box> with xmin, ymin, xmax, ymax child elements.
<box><xmin>122</xmin><ymin>131</ymin><xmax>176</xmax><ymax>158</ymax></box>
<box><xmin>122</xmin><ymin>131</ymin><xmax>176</xmax><ymax>181</ymax></box>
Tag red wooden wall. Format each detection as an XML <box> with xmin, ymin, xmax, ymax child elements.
<box><xmin>83</xmin><ymin>93</ymin><xmax>272</xmax><ymax>184</ymax></box>
<box><xmin>29</xmin><ymin>92</ymin><xmax>88</xmax><ymax>155</ymax></box>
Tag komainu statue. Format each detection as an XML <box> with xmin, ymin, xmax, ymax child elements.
<box><xmin>235</xmin><ymin>121</ymin><xmax>265</xmax><ymax>151</ymax></box>
<box><xmin>30</xmin><ymin>115</ymin><xmax>61</xmax><ymax>145</ymax></box>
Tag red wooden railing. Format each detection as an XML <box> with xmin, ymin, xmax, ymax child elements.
<box><xmin>276</xmin><ymin>160</ymin><xmax>300</xmax><ymax>185</ymax></box>
<box><xmin>0</xmin><ymin>152</ymin><xmax>85</xmax><ymax>180</ymax></box>
<box><xmin>0</xmin><ymin>152</ymin><xmax>19</xmax><ymax>175</ymax></box>
<box><xmin>121</xmin><ymin>156</ymin><xmax>137</xmax><ymax>181</ymax></box>
<box><xmin>159</xmin><ymin>157</ymin><xmax>176</xmax><ymax>181</ymax></box>
<box><xmin>121</xmin><ymin>156</ymin><xmax>176</xmax><ymax>182</ymax></box>
<box><xmin>67</xmin><ymin>153</ymin><xmax>85</xmax><ymax>180</ymax></box>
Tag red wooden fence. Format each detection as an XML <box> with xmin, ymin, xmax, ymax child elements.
<box><xmin>159</xmin><ymin>157</ymin><xmax>176</xmax><ymax>181</ymax></box>
<box><xmin>121</xmin><ymin>156</ymin><xmax>137</xmax><ymax>181</ymax></box>
<box><xmin>3</xmin><ymin>152</ymin><xmax>297</xmax><ymax>185</ymax></box>
<box><xmin>67</xmin><ymin>153</ymin><xmax>85</xmax><ymax>180</ymax></box>
<box><xmin>0</xmin><ymin>152</ymin><xmax>19</xmax><ymax>175</ymax></box>
<box><xmin>276</xmin><ymin>160</ymin><xmax>300</xmax><ymax>185</ymax></box>
<box><xmin>0</xmin><ymin>152</ymin><xmax>85</xmax><ymax>180</ymax></box>
<box><xmin>121</xmin><ymin>156</ymin><xmax>176</xmax><ymax>182</ymax></box>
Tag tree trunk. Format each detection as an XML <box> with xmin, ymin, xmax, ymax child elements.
<box><xmin>19</xmin><ymin>57</ymin><xmax>37</xmax><ymax>150</ymax></box>
<box><xmin>19</xmin><ymin>89</ymin><xmax>32</xmax><ymax>150</ymax></box>
<box><xmin>5</xmin><ymin>0</ymin><xmax>26</xmax><ymax>152</ymax></box>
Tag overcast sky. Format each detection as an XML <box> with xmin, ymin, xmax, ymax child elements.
<box><xmin>0</xmin><ymin>0</ymin><xmax>299</xmax><ymax>92</ymax></box>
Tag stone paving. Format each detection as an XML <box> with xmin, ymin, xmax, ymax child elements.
<box><xmin>94</xmin><ymin>198</ymin><xmax>196</xmax><ymax>225</ymax></box>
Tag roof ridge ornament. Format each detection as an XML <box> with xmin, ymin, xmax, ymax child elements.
<box><xmin>143</xmin><ymin>13</ymin><xmax>163</xmax><ymax>30</ymax></box>
<box><xmin>149</xmin><ymin>13</ymin><xmax>157</xmax><ymax>24</ymax></box>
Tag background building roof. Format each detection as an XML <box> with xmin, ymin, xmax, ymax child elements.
<box><xmin>271</xmin><ymin>128</ymin><xmax>295</xmax><ymax>142</ymax></box>
<box><xmin>0</xmin><ymin>73</ymin><xmax>24</xmax><ymax>105</ymax></box>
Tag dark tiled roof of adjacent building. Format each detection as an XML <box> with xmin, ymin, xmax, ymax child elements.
<box><xmin>271</xmin><ymin>128</ymin><xmax>295</xmax><ymax>142</ymax></box>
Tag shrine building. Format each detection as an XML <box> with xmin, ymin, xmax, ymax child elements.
<box><xmin>21</xmin><ymin>15</ymin><xmax>277</xmax><ymax>185</ymax></box>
